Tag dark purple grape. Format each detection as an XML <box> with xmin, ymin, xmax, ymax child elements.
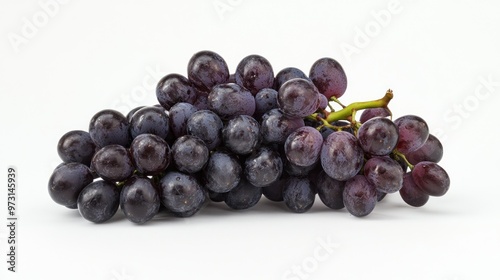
<box><xmin>357</xmin><ymin>117</ymin><xmax>399</xmax><ymax>156</ymax></box>
<box><xmin>130</xmin><ymin>134</ymin><xmax>171</xmax><ymax>176</ymax></box>
<box><xmin>192</xmin><ymin>90</ymin><xmax>209</xmax><ymax>110</ymax></box>
<box><xmin>262</xmin><ymin>173</ymin><xmax>288</xmax><ymax>202</ymax></box>
<box><xmin>91</xmin><ymin>145</ymin><xmax>135</xmax><ymax>182</ymax></box>
<box><xmin>204</xmin><ymin>151</ymin><xmax>242</xmax><ymax>193</ymax></box>
<box><xmin>208</xmin><ymin>83</ymin><xmax>255</xmax><ymax>120</ymax></box>
<box><xmin>129</xmin><ymin>106</ymin><xmax>170</xmax><ymax>140</ymax></box>
<box><xmin>77</xmin><ymin>180</ymin><xmax>120</xmax><ymax>223</ymax></box>
<box><xmin>89</xmin><ymin>109</ymin><xmax>130</xmax><ymax>148</ymax></box>
<box><xmin>222</xmin><ymin>115</ymin><xmax>260</xmax><ymax>155</ymax></box>
<box><xmin>284</xmin><ymin>126</ymin><xmax>323</xmax><ymax>167</ymax></box>
<box><xmin>224</xmin><ymin>178</ymin><xmax>262</xmax><ymax>210</ymax></box>
<box><xmin>260</xmin><ymin>108</ymin><xmax>304</xmax><ymax>144</ymax></box>
<box><xmin>320</xmin><ymin>131</ymin><xmax>364</xmax><ymax>181</ymax></box>
<box><xmin>169</xmin><ymin>102</ymin><xmax>198</xmax><ymax>138</ymax></box>
<box><xmin>171</xmin><ymin>135</ymin><xmax>209</xmax><ymax>174</ymax></box>
<box><xmin>399</xmin><ymin>173</ymin><xmax>429</xmax><ymax>207</ymax></box>
<box><xmin>377</xmin><ymin>190</ymin><xmax>387</xmax><ymax>202</ymax></box>
<box><xmin>406</xmin><ymin>134</ymin><xmax>443</xmax><ymax>164</ymax></box>
<box><xmin>284</xmin><ymin>160</ymin><xmax>317</xmax><ymax>177</ymax></box>
<box><xmin>309</xmin><ymin>57</ymin><xmax>347</xmax><ymax>99</ymax></box>
<box><xmin>244</xmin><ymin>147</ymin><xmax>283</xmax><ymax>187</ymax></box>
<box><xmin>186</xmin><ymin>110</ymin><xmax>223</xmax><ymax>150</ymax></box>
<box><xmin>208</xmin><ymin>190</ymin><xmax>227</xmax><ymax>203</ymax></box>
<box><xmin>318</xmin><ymin>94</ymin><xmax>328</xmax><ymax>110</ymax></box>
<box><xmin>363</xmin><ymin>157</ymin><xmax>403</xmax><ymax>193</ymax></box>
<box><xmin>126</xmin><ymin>106</ymin><xmax>145</xmax><ymax>122</ymax></box>
<box><xmin>316</xmin><ymin>170</ymin><xmax>345</xmax><ymax>210</ymax></box>
<box><xmin>359</xmin><ymin>107</ymin><xmax>391</xmax><ymax>123</ymax></box>
<box><xmin>156</xmin><ymin>73</ymin><xmax>197</xmax><ymax>109</ymax></box>
<box><xmin>120</xmin><ymin>176</ymin><xmax>160</xmax><ymax>224</ymax></box>
<box><xmin>412</xmin><ymin>161</ymin><xmax>450</xmax><ymax>197</ymax></box>
<box><xmin>254</xmin><ymin>88</ymin><xmax>278</xmax><ymax>120</ymax></box>
<box><xmin>48</xmin><ymin>162</ymin><xmax>94</xmax><ymax>207</ymax></box>
<box><xmin>235</xmin><ymin>54</ymin><xmax>274</xmax><ymax>95</ymax></box>
<box><xmin>159</xmin><ymin>171</ymin><xmax>206</xmax><ymax>217</ymax></box>
<box><xmin>343</xmin><ymin>175</ymin><xmax>377</xmax><ymax>217</ymax></box>
<box><xmin>57</xmin><ymin>130</ymin><xmax>96</xmax><ymax>166</ymax></box>
<box><xmin>273</xmin><ymin>67</ymin><xmax>308</xmax><ymax>90</ymax></box>
<box><xmin>394</xmin><ymin>115</ymin><xmax>429</xmax><ymax>154</ymax></box>
<box><xmin>187</xmin><ymin>50</ymin><xmax>229</xmax><ymax>92</ymax></box>
<box><xmin>283</xmin><ymin>177</ymin><xmax>315</xmax><ymax>213</ymax></box>
<box><xmin>278</xmin><ymin>78</ymin><xmax>320</xmax><ymax>118</ymax></box>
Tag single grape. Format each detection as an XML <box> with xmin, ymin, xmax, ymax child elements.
<box><xmin>91</xmin><ymin>145</ymin><xmax>135</xmax><ymax>182</ymax></box>
<box><xmin>321</xmin><ymin>131</ymin><xmax>364</xmax><ymax>181</ymax></box>
<box><xmin>57</xmin><ymin>130</ymin><xmax>96</xmax><ymax>166</ymax></box>
<box><xmin>260</xmin><ymin>108</ymin><xmax>304</xmax><ymax>144</ymax></box>
<box><xmin>130</xmin><ymin>134</ymin><xmax>171</xmax><ymax>175</ymax></box>
<box><xmin>120</xmin><ymin>176</ymin><xmax>160</xmax><ymax>224</ymax></box>
<box><xmin>169</xmin><ymin>102</ymin><xmax>198</xmax><ymax>138</ymax></box>
<box><xmin>224</xmin><ymin>178</ymin><xmax>262</xmax><ymax>210</ymax></box>
<box><xmin>208</xmin><ymin>83</ymin><xmax>255</xmax><ymax>120</ymax></box>
<box><xmin>399</xmin><ymin>173</ymin><xmax>429</xmax><ymax>207</ymax></box>
<box><xmin>282</xmin><ymin>177</ymin><xmax>315</xmax><ymax>213</ymax></box>
<box><xmin>262</xmin><ymin>173</ymin><xmax>288</xmax><ymax>202</ymax></box>
<box><xmin>316</xmin><ymin>170</ymin><xmax>345</xmax><ymax>210</ymax></box>
<box><xmin>343</xmin><ymin>175</ymin><xmax>377</xmax><ymax>217</ymax></box>
<box><xmin>363</xmin><ymin>156</ymin><xmax>404</xmax><ymax>193</ymax></box>
<box><xmin>309</xmin><ymin>57</ymin><xmax>348</xmax><ymax>99</ymax></box>
<box><xmin>235</xmin><ymin>54</ymin><xmax>274</xmax><ymax>95</ymax></box>
<box><xmin>156</xmin><ymin>73</ymin><xmax>197</xmax><ymax>109</ymax></box>
<box><xmin>273</xmin><ymin>67</ymin><xmax>308</xmax><ymax>90</ymax></box>
<box><xmin>171</xmin><ymin>135</ymin><xmax>209</xmax><ymax>174</ymax></box>
<box><xmin>357</xmin><ymin>117</ymin><xmax>399</xmax><ymax>156</ymax></box>
<box><xmin>187</xmin><ymin>50</ymin><xmax>229</xmax><ymax>91</ymax></box>
<box><xmin>48</xmin><ymin>162</ymin><xmax>94</xmax><ymax>208</ymax></box>
<box><xmin>284</xmin><ymin>126</ymin><xmax>323</xmax><ymax>167</ymax></box>
<box><xmin>412</xmin><ymin>161</ymin><xmax>450</xmax><ymax>197</ymax></box>
<box><xmin>159</xmin><ymin>171</ymin><xmax>206</xmax><ymax>217</ymax></box>
<box><xmin>394</xmin><ymin>115</ymin><xmax>429</xmax><ymax>154</ymax></box>
<box><xmin>126</xmin><ymin>106</ymin><xmax>146</xmax><ymax>122</ymax></box>
<box><xmin>204</xmin><ymin>151</ymin><xmax>242</xmax><ymax>193</ymax></box>
<box><xmin>129</xmin><ymin>106</ymin><xmax>170</xmax><ymax>140</ymax></box>
<box><xmin>254</xmin><ymin>88</ymin><xmax>278</xmax><ymax>120</ymax></box>
<box><xmin>406</xmin><ymin>134</ymin><xmax>443</xmax><ymax>164</ymax></box>
<box><xmin>359</xmin><ymin>107</ymin><xmax>391</xmax><ymax>123</ymax></box>
<box><xmin>318</xmin><ymin>94</ymin><xmax>329</xmax><ymax>110</ymax></box>
<box><xmin>278</xmin><ymin>78</ymin><xmax>320</xmax><ymax>118</ymax></box>
<box><xmin>89</xmin><ymin>109</ymin><xmax>130</xmax><ymax>147</ymax></box>
<box><xmin>244</xmin><ymin>147</ymin><xmax>283</xmax><ymax>187</ymax></box>
<box><xmin>186</xmin><ymin>109</ymin><xmax>223</xmax><ymax>150</ymax></box>
<box><xmin>77</xmin><ymin>180</ymin><xmax>120</xmax><ymax>223</ymax></box>
<box><xmin>222</xmin><ymin>115</ymin><xmax>260</xmax><ymax>155</ymax></box>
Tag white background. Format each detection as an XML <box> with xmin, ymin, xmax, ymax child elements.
<box><xmin>1</xmin><ymin>0</ymin><xmax>499</xmax><ymax>279</ymax></box>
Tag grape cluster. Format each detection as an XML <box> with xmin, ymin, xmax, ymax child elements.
<box><xmin>48</xmin><ymin>50</ymin><xmax>450</xmax><ymax>223</ymax></box>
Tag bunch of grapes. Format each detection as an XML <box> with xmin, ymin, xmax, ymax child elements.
<box><xmin>48</xmin><ymin>50</ymin><xmax>450</xmax><ymax>224</ymax></box>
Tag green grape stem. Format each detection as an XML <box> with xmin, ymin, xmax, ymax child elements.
<box><xmin>325</xmin><ymin>89</ymin><xmax>394</xmax><ymax>123</ymax></box>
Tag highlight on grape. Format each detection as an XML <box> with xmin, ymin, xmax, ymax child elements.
<box><xmin>48</xmin><ymin>50</ymin><xmax>450</xmax><ymax>224</ymax></box>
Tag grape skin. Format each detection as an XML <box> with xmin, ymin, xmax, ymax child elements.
<box><xmin>235</xmin><ymin>54</ymin><xmax>274</xmax><ymax>95</ymax></box>
<box><xmin>57</xmin><ymin>130</ymin><xmax>96</xmax><ymax>166</ymax></box>
<box><xmin>89</xmin><ymin>109</ymin><xmax>131</xmax><ymax>148</ymax></box>
<box><xmin>278</xmin><ymin>78</ymin><xmax>320</xmax><ymax>118</ymax></box>
<box><xmin>222</xmin><ymin>115</ymin><xmax>260</xmax><ymax>155</ymax></box>
<box><xmin>244</xmin><ymin>147</ymin><xmax>283</xmax><ymax>187</ymax></box>
<box><xmin>77</xmin><ymin>180</ymin><xmax>120</xmax><ymax>223</ymax></box>
<box><xmin>254</xmin><ymin>88</ymin><xmax>278</xmax><ymax>120</ymax></box>
<box><xmin>159</xmin><ymin>171</ymin><xmax>206</xmax><ymax>217</ymax></box>
<box><xmin>225</xmin><ymin>178</ymin><xmax>262</xmax><ymax>210</ymax></box>
<box><xmin>284</xmin><ymin>126</ymin><xmax>323</xmax><ymax>167</ymax></box>
<box><xmin>357</xmin><ymin>117</ymin><xmax>399</xmax><ymax>156</ymax></box>
<box><xmin>273</xmin><ymin>67</ymin><xmax>308</xmax><ymax>91</ymax></box>
<box><xmin>321</xmin><ymin>131</ymin><xmax>364</xmax><ymax>181</ymax></box>
<box><xmin>208</xmin><ymin>83</ymin><xmax>255</xmax><ymax>120</ymax></box>
<box><xmin>91</xmin><ymin>145</ymin><xmax>135</xmax><ymax>182</ymax></box>
<box><xmin>363</xmin><ymin>156</ymin><xmax>403</xmax><ymax>194</ymax></box>
<box><xmin>343</xmin><ymin>175</ymin><xmax>377</xmax><ymax>217</ymax></box>
<box><xmin>260</xmin><ymin>108</ymin><xmax>304</xmax><ymax>144</ymax></box>
<box><xmin>282</xmin><ymin>176</ymin><xmax>315</xmax><ymax>213</ymax></box>
<box><xmin>309</xmin><ymin>57</ymin><xmax>348</xmax><ymax>99</ymax></box>
<box><xmin>399</xmin><ymin>173</ymin><xmax>429</xmax><ymax>207</ymax></box>
<box><xmin>130</xmin><ymin>134</ymin><xmax>171</xmax><ymax>176</ymax></box>
<box><xmin>359</xmin><ymin>108</ymin><xmax>391</xmax><ymax>123</ymax></box>
<box><xmin>48</xmin><ymin>162</ymin><xmax>94</xmax><ymax>208</ymax></box>
<box><xmin>316</xmin><ymin>170</ymin><xmax>345</xmax><ymax>210</ymax></box>
<box><xmin>394</xmin><ymin>115</ymin><xmax>429</xmax><ymax>154</ymax></box>
<box><xmin>186</xmin><ymin>110</ymin><xmax>223</xmax><ymax>150</ymax></box>
<box><xmin>187</xmin><ymin>50</ymin><xmax>229</xmax><ymax>92</ymax></box>
<box><xmin>412</xmin><ymin>161</ymin><xmax>450</xmax><ymax>197</ymax></box>
<box><xmin>169</xmin><ymin>102</ymin><xmax>198</xmax><ymax>138</ymax></box>
<box><xmin>204</xmin><ymin>151</ymin><xmax>242</xmax><ymax>193</ymax></box>
<box><xmin>171</xmin><ymin>135</ymin><xmax>209</xmax><ymax>174</ymax></box>
<box><xmin>406</xmin><ymin>134</ymin><xmax>443</xmax><ymax>164</ymax></box>
<box><xmin>156</xmin><ymin>73</ymin><xmax>197</xmax><ymax>109</ymax></box>
<box><xmin>120</xmin><ymin>176</ymin><xmax>160</xmax><ymax>224</ymax></box>
<box><xmin>129</xmin><ymin>106</ymin><xmax>170</xmax><ymax>140</ymax></box>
